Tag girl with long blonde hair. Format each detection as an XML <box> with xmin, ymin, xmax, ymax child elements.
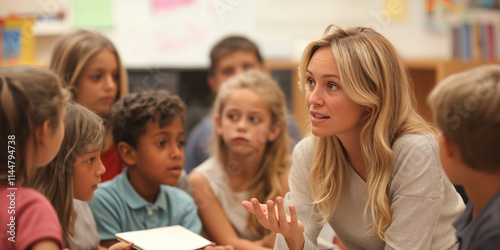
<box><xmin>243</xmin><ymin>25</ymin><xmax>465</xmax><ymax>249</ymax></box>
<box><xmin>50</xmin><ymin>29</ymin><xmax>129</xmax><ymax>182</ymax></box>
<box><xmin>189</xmin><ymin>70</ymin><xmax>291</xmax><ymax>249</ymax></box>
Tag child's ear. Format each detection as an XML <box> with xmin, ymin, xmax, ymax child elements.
<box><xmin>36</xmin><ymin>120</ymin><xmax>52</xmax><ymax>146</ymax></box>
<box><xmin>439</xmin><ymin>132</ymin><xmax>458</xmax><ymax>159</ymax></box>
<box><xmin>117</xmin><ymin>141</ymin><xmax>136</xmax><ymax>166</ymax></box>
<box><xmin>267</xmin><ymin>122</ymin><xmax>283</xmax><ymax>142</ymax></box>
<box><xmin>214</xmin><ymin>114</ymin><xmax>223</xmax><ymax>136</ymax></box>
<box><xmin>207</xmin><ymin>76</ymin><xmax>218</xmax><ymax>92</ymax></box>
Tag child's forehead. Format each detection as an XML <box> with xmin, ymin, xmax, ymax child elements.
<box><xmin>141</xmin><ymin>116</ymin><xmax>184</xmax><ymax>135</ymax></box>
<box><xmin>217</xmin><ymin>50</ymin><xmax>261</xmax><ymax>65</ymax></box>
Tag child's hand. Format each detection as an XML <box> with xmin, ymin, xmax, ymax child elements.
<box><xmin>108</xmin><ymin>242</ymin><xmax>133</xmax><ymax>250</ymax></box>
<box><xmin>242</xmin><ymin>196</ymin><xmax>304</xmax><ymax>240</ymax></box>
<box><xmin>203</xmin><ymin>242</ymin><xmax>234</xmax><ymax>250</ymax></box>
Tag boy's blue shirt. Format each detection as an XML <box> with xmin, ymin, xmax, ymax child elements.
<box><xmin>88</xmin><ymin>168</ymin><xmax>202</xmax><ymax>241</ymax></box>
<box><xmin>454</xmin><ymin>189</ymin><xmax>500</xmax><ymax>250</ymax></box>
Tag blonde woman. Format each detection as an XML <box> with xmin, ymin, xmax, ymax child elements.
<box><xmin>50</xmin><ymin>29</ymin><xmax>129</xmax><ymax>182</ymax></box>
<box><xmin>243</xmin><ymin>25</ymin><xmax>465</xmax><ymax>249</ymax></box>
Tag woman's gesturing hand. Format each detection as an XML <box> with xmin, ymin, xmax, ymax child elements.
<box><xmin>242</xmin><ymin>196</ymin><xmax>305</xmax><ymax>249</ymax></box>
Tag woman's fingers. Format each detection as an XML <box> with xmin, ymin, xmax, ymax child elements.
<box><xmin>276</xmin><ymin>196</ymin><xmax>289</xmax><ymax>228</ymax></box>
<box><xmin>289</xmin><ymin>205</ymin><xmax>299</xmax><ymax>231</ymax></box>
<box><xmin>241</xmin><ymin>200</ymin><xmax>255</xmax><ymax>213</ymax></box>
<box><xmin>266</xmin><ymin>200</ymin><xmax>278</xmax><ymax>228</ymax></box>
<box><xmin>251</xmin><ymin>198</ymin><xmax>271</xmax><ymax>228</ymax></box>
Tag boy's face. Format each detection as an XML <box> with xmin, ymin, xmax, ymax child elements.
<box><xmin>209</xmin><ymin>51</ymin><xmax>264</xmax><ymax>92</ymax></box>
<box><xmin>131</xmin><ymin>116</ymin><xmax>185</xmax><ymax>186</ymax></box>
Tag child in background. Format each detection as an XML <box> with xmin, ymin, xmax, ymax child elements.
<box><xmin>0</xmin><ymin>66</ymin><xmax>67</xmax><ymax>250</ymax></box>
<box><xmin>184</xmin><ymin>35</ymin><xmax>302</xmax><ymax>173</ymax></box>
<box><xmin>428</xmin><ymin>65</ymin><xmax>500</xmax><ymax>249</ymax></box>
<box><xmin>88</xmin><ymin>90</ymin><xmax>202</xmax><ymax>248</ymax></box>
<box><xmin>189</xmin><ymin>70</ymin><xmax>291</xmax><ymax>249</ymax></box>
<box><xmin>28</xmin><ymin>102</ymin><xmax>133</xmax><ymax>250</ymax></box>
<box><xmin>49</xmin><ymin>29</ymin><xmax>129</xmax><ymax>182</ymax></box>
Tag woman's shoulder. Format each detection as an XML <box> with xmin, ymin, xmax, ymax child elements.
<box><xmin>293</xmin><ymin>136</ymin><xmax>315</xmax><ymax>156</ymax></box>
<box><xmin>392</xmin><ymin>133</ymin><xmax>438</xmax><ymax>155</ymax></box>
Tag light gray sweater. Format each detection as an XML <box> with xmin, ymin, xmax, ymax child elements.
<box><xmin>275</xmin><ymin>134</ymin><xmax>465</xmax><ymax>250</ymax></box>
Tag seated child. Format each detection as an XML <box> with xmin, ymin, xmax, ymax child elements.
<box><xmin>29</xmin><ymin>102</ymin><xmax>133</xmax><ymax>250</ymax></box>
<box><xmin>189</xmin><ymin>70</ymin><xmax>291</xmax><ymax>249</ymax></box>
<box><xmin>428</xmin><ymin>65</ymin><xmax>500</xmax><ymax>249</ymax></box>
<box><xmin>89</xmin><ymin>90</ymin><xmax>202</xmax><ymax>248</ymax></box>
<box><xmin>0</xmin><ymin>65</ymin><xmax>68</xmax><ymax>250</ymax></box>
<box><xmin>184</xmin><ymin>36</ymin><xmax>302</xmax><ymax>173</ymax></box>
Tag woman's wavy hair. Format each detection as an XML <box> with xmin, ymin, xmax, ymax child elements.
<box><xmin>212</xmin><ymin>70</ymin><xmax>291</xmax><ymax>238</ymax></box>
<box><xmin>300</xmin><ymin>25</ymin><xmax>432</xmax><ymax>240</ymax></box>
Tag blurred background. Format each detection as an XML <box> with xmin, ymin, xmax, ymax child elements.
<box><xmin>1</xmin><ymin>0</ymin><xmax>500</xmax><ymax>135</ymax></box>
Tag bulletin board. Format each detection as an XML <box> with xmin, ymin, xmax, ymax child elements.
<box><xmin>90</xmin><ymin>0</ymin><xmax>256</xmax><ymax>68</ymax></box>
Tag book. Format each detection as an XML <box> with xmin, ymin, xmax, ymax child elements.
<box><xmin>116</xmin><ymin>225</ymin><xmax>211</xmax><ymax>250</ymax></box>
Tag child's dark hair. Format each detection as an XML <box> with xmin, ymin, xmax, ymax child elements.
<box><xmin>0</xmin><ymin>66</ymin><xmax>68</xmax><ymax>185</ymax></box>
<box><xmin>209</xmin><ymin>36</ymin><xmax>263</xmax><ymax>76</ymax></box>
<box><xmin>110</xmin><ymin>90</ymin><xmax>187</xmax><ymax>149</ymax></box>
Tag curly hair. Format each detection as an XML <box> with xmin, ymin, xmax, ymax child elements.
<box><xmin>110</xmin><ymin>90</ymin><xmax>187</xmax><ymax>149</ymax></box>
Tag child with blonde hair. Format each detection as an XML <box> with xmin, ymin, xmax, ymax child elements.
<box><xmin>189</xmin><ymin>70</ymin><xmax>291</xmax><ymax>249</ymax></box>
<box><xmin>0</xmin><ymin>66</ymin><xmax>68</xmax><ymax>250</ymax></box>
<box><xmin>29</xmin><ymin>102</ymin><xmax>133</xmax><ymax>250</ymax></box>
<box><xmin>428</xmin><ymin>65</ymin><xmax>500</xmax><ymax>249</ymax></box>
<box><xmin>50</xmin><ymin>29</ymin><xmax>129</xmax><ymax>182</ymax></box>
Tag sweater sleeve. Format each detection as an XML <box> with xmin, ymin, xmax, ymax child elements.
<box><xmin>274</xmin><ymin>137</ymin><xmax>323</xmax><ymax>250</ymax></box>
<box><xmin>384</xmin><ymin>134</ymin><xmax>462</xmax><ymax>250</ymax></box>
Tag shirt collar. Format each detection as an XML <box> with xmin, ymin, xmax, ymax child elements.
<box><xmin>117</xmin><ymin>168</ymin><xmax>167</xmax><ymax>211</ymax></box>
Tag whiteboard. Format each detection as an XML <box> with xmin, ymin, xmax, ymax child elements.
<box><xmin>103</xmin><ymin>0</ymin><xmax>255</xmax><ymax>68</ymax></box>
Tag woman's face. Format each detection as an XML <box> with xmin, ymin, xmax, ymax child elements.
<box><xmin>304</xmin><ymin>47</ymin><xmax>368</xmax><ymax>138</ymax></box>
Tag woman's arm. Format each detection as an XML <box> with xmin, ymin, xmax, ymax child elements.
<box><xmin>189</xmin><ymin>172</ymin><xmax>272</xmax><ymax>250</ymax></box>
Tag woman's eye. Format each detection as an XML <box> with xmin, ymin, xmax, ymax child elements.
<box><xmin>112</xmin><ymin>74</ymin><xmax>119</xmax><ymax>81</ymax></box>
<box><xmin>307</xmin><ymin>78</ymin><xmax>315</xmax><ymax>86</ymax></box>
<box><xmin>177</xmin><ymin>140</ymin><xmax>185</xmax><ymax>147</ymax></box>
<box><xmin>328</xmin><ymin>82</ymin><xmax>339</xmax><ymax>90</ymax></box>
<box><xmin>156</xmin><ymin>141</ymin><xmax>166</xmax><ymax>147</ymax></box>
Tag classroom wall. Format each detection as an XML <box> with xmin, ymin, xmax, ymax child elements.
<box><xmin>0</xmin><ymin>0</ymin><xmax>452</xmax><ymax>68</ymax></box>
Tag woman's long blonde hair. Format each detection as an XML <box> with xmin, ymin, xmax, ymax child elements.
<box><xmin>28</xmin><ymin>102</ymin><xmax>105</xmax><ymax>246</ymax></box>
<box><xmin>212</xmin><ymin>70</ymin><xmax>291</xmax><ymax>238</ymax></box>
<box><xmin>49</xmin><ymin>29</ymin><xmax>129</xmax><ymax>109</ymax></box>
<box><xmin>301</xmin><ymin>25</ymin><xmax>432</xmax><ymax>240</ymax></box>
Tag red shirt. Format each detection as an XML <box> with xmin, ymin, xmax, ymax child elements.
<box><xmin>100</xmin><ymin>145</ymin><xmax>126</xmax><ymax>182</ymax></box>
<box><xmin>0</xmin><ymin>186</ymin><xmax>63</xmax><ymax>250</ymax></box>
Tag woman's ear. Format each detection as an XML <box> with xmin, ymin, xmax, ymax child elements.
<box><xmin>117</xmin><ymin>141</ymin><xmax>136</xmax><ymax>166</ymax></box>
<box><xmin>267</xmin><ymin>122</ymin><xmax>283</xmax><ymax>142</ymax></box>
<box><xmin>214</xmin><ymin>114</ymin><xmax>223</xmax><ymax>136</ymax></box>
